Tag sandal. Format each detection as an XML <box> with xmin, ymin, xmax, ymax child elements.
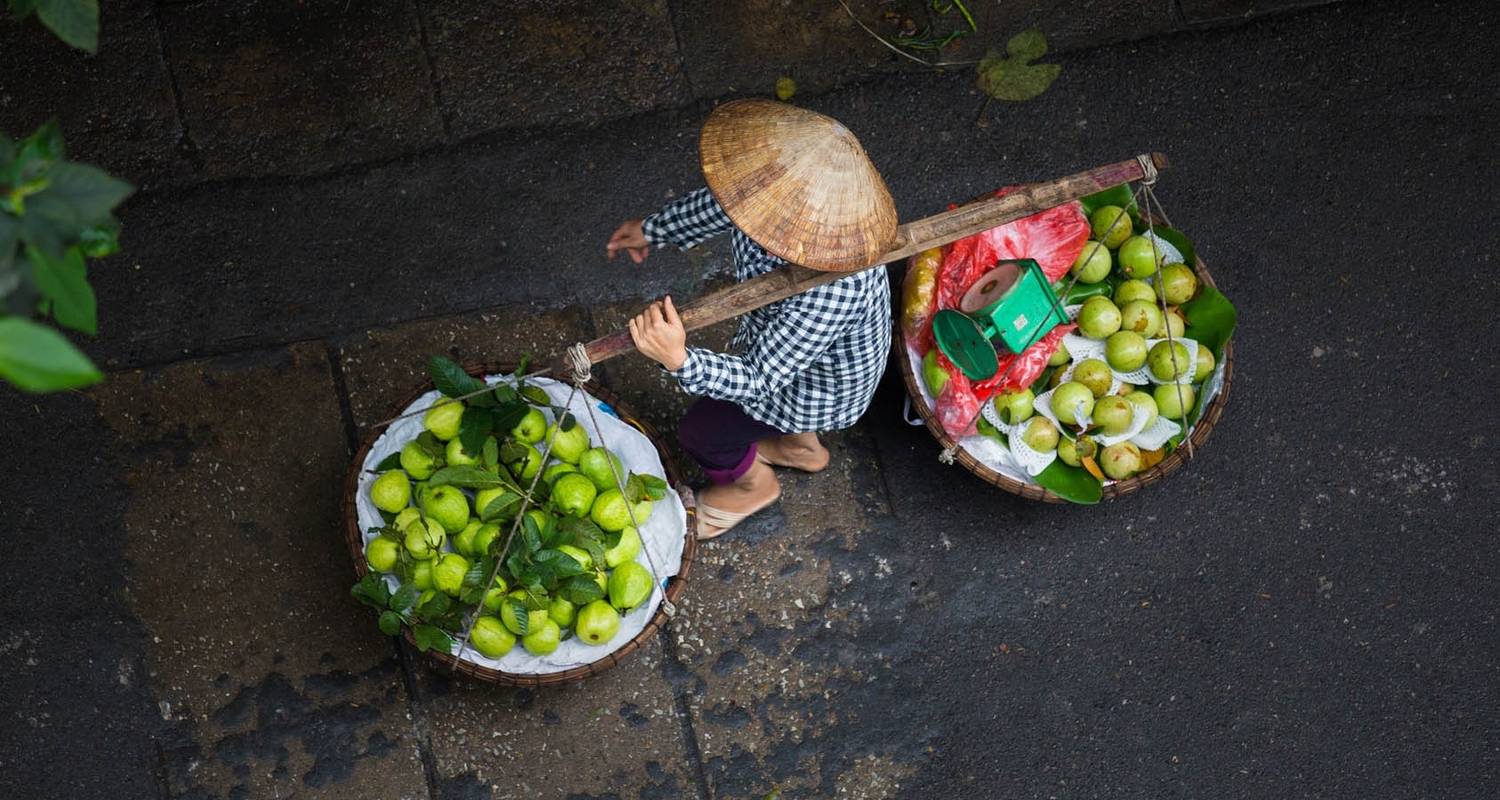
<box><xmin>694</xmin><ymin>492</ymin><xmax>781</xmax><ymax>541</ymax></box>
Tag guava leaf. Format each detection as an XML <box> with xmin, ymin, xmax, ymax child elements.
<box><xmin>412</xmin><ymin>624</ymin><xmax>453</xmax><ymax>653</ymax></box>
<box><xmin>390</xmin><ymin>584</ymin><xmax>418</xmax><ymax>613</ymax></box>
<box><xmin>521</xmin><ymin>516</ymin><xmax>544</xmax><ymax>555</ymax></box>
<box><xmin>520</xmin><ymin>385</ymin><xmax>550</xmax><ymax>406</ymax></box>
<box><xmin>458</xmin><ymin>406</ymin><xmax>493</xmax><ymax>455</ymax></box>
<box><xmin>636</xmin><ymin>473</ymin><xmax>669</xmax><ymax>501</ymax></box>
<box><xmin>35</xmin><ymin>0</ymin><xmax>99</xmax><ymax>53</ymax></box>
<box><xmin>624</xmin><ymin>473</ymin><xmax>646</xmax><ymax>504</ymax></box>
<box><xmin>498</xmin><ymin>441</ymin><xmax>528</xmax><ymax>464</ymax></box>
<box><xmin>533</xmin><ymin>548</ymin><xmax>584</xmax><ymax>581</ymax></box>
<box><xmin>976</xmin><ymin>29</ymin><xmax>1060</xmax><ymax>102</ymax></box>
<box><xmin>508</xmin><ymin>599</ymin><xmax>530</xmax><ymax>635</ymax></box>
<box><xmin>558</xmin><ymin>412</ymin><xmax>577</xmax><ymax>432</ymax></box>
<box><xmin>490</xmin><ymin>400</ymin><xmax>530</xmax><ymax>437</ymax></box>
<box><xmin>350</xmin><ymin>573</ymin><xmax>391</xmax><ymax>611</ymax></box>
<box><xmin>1033</xmin><ymin>460</ymin><xmax>1102</xmax><ymax>505</ymax></box>
<box><xmin>374</xmin><ymin>452</ymin><xmax>403</xmax><ymax>472</ymax></box>
<box><xmin>480</xmin><ymin>437</ymin><xmax>499</xmax><ymax>469</ymax></box>
<box><xmin>428</xmin><ymin>355</ymin><xmax>484</xmax><ymax>397</ymax></box>
<box><xmin>377</xmin><ymin>610</ymin><xmax>403</xmax><ymax>636</ymax></box>
<box><xmin>0</xmin><ymin>316</ymin><xmax>101</xmax><ymax>392</ymax></box>
<box><xmin>28</xmin><ymin>245</ymin><xmax>95</xmax><ymax>335</ymax></box>
<box><xmin>462</xmin><ymin>558</ymin><xmax>492</xmax><ymax>591</ymax></box>
<box><xmin>480</xmin><ymin>491</ymin><xmax>520</xmax><ymax>522</ymax></box>
<box><xmin>429</xmin><ymin>465</ymin><xmax>504</xmax><ymax>489</ymax></box>
<box><xmin>1079</xmin><ymin>183</ymin><xmax>1140</xmax><ymax>220</ymax></box>
<box><xmin>560</xmin><ymin>575</ymin><xmax>605</xmax><ymax>605</ymax></box>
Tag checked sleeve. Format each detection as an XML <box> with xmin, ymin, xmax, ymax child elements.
<box><xmin>670</xmin><ymin>279</ymin><xmax>861</xmax><ymax>405</ymax></box>
<box><xmin>642</xmin><ymin>187</ymin><xmax>734</xmax><ymax>250</ymax></box>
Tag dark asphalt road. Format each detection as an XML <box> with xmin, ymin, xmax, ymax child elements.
<box><xmin>4</xmin><ymin>0</ymin><xmax>1498</xmax><ymax>798</ymax></box>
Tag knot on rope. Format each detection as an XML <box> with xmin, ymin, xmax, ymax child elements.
<box><xmin>938</xmin><ymin>446</ymin><xmax>957</xmax><ymax>465</ymax></box>
<box><xmin>565</xmin><ymin>343</ymin><xmax>593</xmax><ymax>385</ymax></box>
<box><xmin>1136</xmin><ymin>154</ymin><xmax>1159</xmax><ymax>186</ymax></box>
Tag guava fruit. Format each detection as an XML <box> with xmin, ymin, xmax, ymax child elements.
<box><xmin>578</xmin><ymin>448</ymin><xmax>626</xmax><ymax>492</ymax></box>
<box><xmin>409</xmin><ymin>559</ymin><xmax>434</xmax><ymax>591</ymax></box>
<box><xmin>1117</xmin><ymin>236</ymin><xmax>1161</xmax><ymax>278</ymax></box>
<box><xmin>433</xmin><ymin>553</ymin><xmax>470</xmax><ymax>596</ymax></box>
<box><xmin>421</xmin><ymin>484</ymin><xmax>471</xmax><ymax>533</ymax></box>
<box><xmin>1051</xmin><ymin>382</ymin><xmax>1095</xmax><ymax>427</ymax></box>
<box><xmin>1105</xmin><ymin>331</ymin><xmax>1148</xmax><ymax>372</ymax></box>
<box><xmin>547</xmin><ymin>421</ymin><xmax>591</xmax><ymax>464</ymax></box>
<box><xmin>548</xmin><ymin>597</ymin><xmax>577</xmax><ymax>628</ymax></box>
<box><xmin>453</xmin><ymin>519</ymin><xmax>482</xmax><ymax>557</ymax></box>
<box><xmin>1163</xmin><ymin>307</ymin><xmax>1187</xmax><ymax>338</ymax></box>
<box><xmin>1194</xmin><ymin>346</ymin><xmax>1215</xmax><ymax>382</ymax></box>
<box><xmin>1071</xmin><ymin>241</ymin><xmax>1112</xmax><ymax>283</ymax></box>
<box><xmin>551</xmin><ymin>473</ymin><xmax>597</xmax><ymax>518</ymax></box>
<box><xmin>1158</xmin><ymin>263</ymin><xmax>1198</xmax><ymax>305</ymax></box>
<box><xmin>922</xmin><ymin>349</ymin><xmax>950</xmax><ymax>396</ymax></box>
<box><xmin>1093</xmin><ymin>395</ymin><xmax>1134</xmax><ymax>435</ymax></box>
<box><xmin>1047</xmin><ymin>340</ymin><xmax>1072</xmax><ymax>367</ymax></box>
<box><xmin>575</xmin><ymin>600</ymin><xmax>621</xmax><ymax>645</ymax></box>
<box><xmin>604</xmin><ymin>526</ymin><xmax>642</xmax><ymax>568</ymax></box>
<box><xmin>590</xmin><ymin>489</ymin><xmax>631</xmax><ymax>533</ymax></box>
<box><xmin>522</xmin><ymin>619</ymin><xmax>562</xmax><ymax>656</ymax></box>
<box><xmin>1020</xmin><ymin>417</ymin><xmax>1060</xmax><ymax>452</ymax></box>
<box><xmin>1077</xmin><ymin>297</ymin><xmax>1122</xmax><ymax>339</ymax></box>
<box><xmin>403</xmin><ymin>519</ymin><xmax>445</xmax><ymax>560</ymax></box>
<box><xmin>1057</xmin><ymin>435</ymin><xmax>1096</xmax><ymax>467</ymax></box>
<box><xmin>608</xmin><ymin>561</ymin><xmax>653</xmax><ymax>611</ymax></box>
<box><xmin>370</xmin><ymin>471</ymin><xmax>411</xmax><ymax>513</ymax></box>
<box><xmin>510</xmin><ymin>408</ymin><xmax>546</xmax><ymax>444</ymax></box>
<box><xmin>469</xmin><ymin>616</ymin><xmax>515</xmax><ymax>658</ymax></box>
<box><xmin>508</xmin><ymin>443</ymin><xmax>543</xmax><ymax>480</ymax></box>
<box><xmin>1099</xmin><ymin>442</ymin><xmax>1142</xmax><ymax>480</ymax></box>
<box><xmin>473</xmin><ymin>486</ymin><xmax>514</xmax><ymax>521</ymax></box>
<box><xmin>541</xmin><ymin>461</ymin><xmax>577</xmax><ymax>486</ymax></box>
<box><xmin>444</xmin><ymin>437</ymin><xmax>480</xmax><ymax>468</ymax></box>
<box><xmin>1125</xmin><ymin>391</ymin><xmax>1159</xmax><ymax>429</ymax></box>
<box><xmin>558</xmin><ymin>544</ymin><xmax>592</xmax><ymax>572</ymax></box>
<box><xmin>993</xmin><ymin>388</ymin><xmax>1035</xmax><ymax>425</ymax></box>
<box><xmin>365</xmin><ymin>537</ymin><xmax>399</xmax><ymax>572</ymax></box>
<box><xmin>1089</xmin><ymin>205</ymin><xmax>1133</xmax><ymax>248</ymax></box>
<box><xmin>1119</xmin><ymin>300</ymin><xmax>1164</xmax><ymax>338</ymax></box>
<box><xmin>1114</xmin><ymin>279</ymin><xmax>1156</xmax><ymax>306</ymax></box>
<box><xmin>399</xmin><ymin>441</ymin><xmax>438</xmax><ymax>480</ymax></box>
<box><xmin>500</xmin><ymin>590</ymin><xmax>549</xmax><ymax>636</ymax></box>
<box><xmin>424</xmin><ymin>401</ymin><xmax>464</xmax><ymax>441</ymax></box>
<box><xmin>1072</xmin><ymin>358</ymin><xmax>1113</xmax><ymax>398</ymax></box>
<box><xmin>1148</xmin><ymin>341</ymin><xmax>1191</xmax><ymax>382</ymax></box>
<box><xmin>1153</xmin><ymin>383</ymin><xmax>1196</xmax><ymax>420</ymax></box>
<box><xmin>471</xmin><ymin>522</ymin><xmax>501</xmax><ymax>558</ymax></box>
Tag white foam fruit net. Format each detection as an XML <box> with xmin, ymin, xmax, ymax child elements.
<box><xmin>354</xmin><ymin>376</ymin><xmax>687</xmax><ymax>675</ymax></box>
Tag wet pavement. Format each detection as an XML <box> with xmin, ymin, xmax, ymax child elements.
<box><xmin>2</xmin><ymin>0</ymin><xmax>1497</xmax><ymax>798</ymax></box>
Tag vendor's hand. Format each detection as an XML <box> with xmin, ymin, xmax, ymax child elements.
<box><xmin>607</xmin><ymin>219</ymin><xmax>650</xmax><ymax>264</ymax></box>
<box><xmin>629</xmin><ymin>296</ymin><xmax>687</xmax><ymax>371</ymax></box>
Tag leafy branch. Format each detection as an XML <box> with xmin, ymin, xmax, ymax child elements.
<box><xmin>5</xmin><ymin>0</ymin><xmax>99</xmax><ymax>53</ymax></box>
<box><xmin>1</xmin><ymin>120</ymin><xmax>132</xmax><ymax>392</ymax></box>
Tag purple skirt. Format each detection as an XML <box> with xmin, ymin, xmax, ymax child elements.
<box><xmin>677</xmin><ymin>398</ymin><xmax>785</xmax><ymax>485</ymax></box>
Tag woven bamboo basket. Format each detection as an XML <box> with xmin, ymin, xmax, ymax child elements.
<box><xmin>898</xmin><ymin>210</ymin><xmax>1235</xmax><ymax>503</ymax></box>
<box><xmin>341</xmin><ymin>361</ymin><xmax>696</xmax><ymax>686</ymax></box>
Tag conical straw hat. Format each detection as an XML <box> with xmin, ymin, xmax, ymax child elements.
<box><xmin>699</xmin><ymin>99</ymin><xmax>898</xmax><ymax>272</ymax></box>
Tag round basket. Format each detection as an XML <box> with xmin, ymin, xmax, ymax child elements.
<box><xmin>341</xmin><ymin>361</ymin><xmax>697</xmax><ymax>685</ymax></box>
<box><xmin>898</xmin><ymin>222</ymin><xmax>1235</xmax><ymax>503</ymax></box>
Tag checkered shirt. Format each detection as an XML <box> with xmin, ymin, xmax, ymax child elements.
<box><xmin>641</xmin><ymin>187</ymin><xmax>891</xmax><ymax>433</ymax></box>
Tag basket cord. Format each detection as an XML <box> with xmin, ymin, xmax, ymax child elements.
<box><xmin>1135</xmin><ymin>182</ymin><xmax>1195</xmax><ymax>459</ymax></box>
<box><xmin>935</xmin><ymin>184</ymin><xmax>1145</xmax><ymax>463</ymax></box>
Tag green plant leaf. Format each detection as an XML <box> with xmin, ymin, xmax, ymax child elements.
<box><xmin>1033</xmin><ymin>460</ymin><xmax>1102</xmax><ymax>505</ymax></box>
<box><xmin>480</xmin><ymin>491</ymin><xmax>521</xmax><ymax>522</ymax></box>
<box><xmin>350</xmin><ymin>573</ymin><xmax>391</xmax><ymax>611</ymax></box>
<box><xmin>21</xmin><ymin>119</ymin><xmax>63</xmax><ymax>163</ymax></box>
<box><xmin>0</xmin><ymin>214</ymin><xmax>17</xmax><ymax>287</ymax></box>
<box><xmin>412</xmin><ymin>624</ymin><xmax>454</xmax><ymax>653</ymax></box>
<box><xmin>428</xmin><ymin>465</ymin><xmax>504</xmax><ymax>489</ymax></box>
<box><xmin>637</xmin><ymin>473</ymin><xmax>668</xmax><ymax>501</ymax></box>
<box><xmin>458</xmin><ymin>406</ymin><xmax>494</xmax><ymax>454</ymax></box>
<box><xmin>559</xmin><ymin>574</ymin><xmax>604</xmax><ymax>605</ymax></box>
<box><xmin>33</xmin><ymin>162</ymin><xmax>132</xmax><ymax>227</ymax></box>
<box><xmin>1181</xmin><ymin>285</ymin><xmax>1237</xmax><ymax>357</ymax></box>
<box><xmin>374</xmin><ymin>451</ymin><xmax>402</xmax><ymax>472</ymax></box>
<box><xmin>28</xmin><ymin>246</ymin><xmax>94</xmax><ymax>334</ymax></box>
<box><xmin>416</xmin><ymin>590</ymin><xmax>450</xmax><ymax>620</ymax></box>
<box><xmin>377</xmin><ymin>610</ymin><xmax>403</xmax><ymax>636</ymax></box>
<box><xmin>521</xmin><ymin>515</ymin><xmax>544</xmax><ymax>553</ymax></box>
<box><xmin>480</xmin><ymin>436</ymin><xmax>500</xmax><ymax>469</ymax></box>
<box><xmin>0</xmin><ymin>315</ymin><xmax>101</xmax><ymax>392</ymax></box>
<box><xmin>389</xmin><ymin>583</ymin><xmax>418</xmax><ymax>613</ymax></box>
<box><xmin>428</xmin><ymin>355</ymin><xmax>484</xmax><ymax>397</ymax></box>
<box><xmin>77</xmin><ymin>222</ymin><xmax>119</xmax><ymax>259</ymax></box>
<box><xmin>624</xmin><ymin>473</ymin><xmax>646</xmax><ymax>503</ymax></box>
<box><xmin>490</xmin><ymin>400</ymin><xmax>530</xmax><ymax>436</ymax></box>
<box><xmin>520</xmin><ymin>385</ymin><xmax>549</xmax><ymax>405</ymax></box>
<box><xmin>18</xmin><ymin>212</ymin><xmax>65</xmax><ymax>261</ymax></box>
<box><xmin>34</xmin><ymin>0</ymin><xmax>98</xmax><ymax>52</ymax></box>
<box><xmin>508</xmin><ymin>599</ymin><xmax>530</xmax><ymax>635</ymax></box>
<box><xmin>976</xmin><ymin>30</ymin><xmax>1061</xmax><ymax>102</ymax></box>
<box><xmin>415</xmin><ymin>430</ymin><xmax>444</xmax><ymax>460</ymax></box>
<box><xmin>8</xmin><ymin>1</ymin><xmax>41</xmax><ymax>20</ymax></box>
<box><xmin>1079</xmin><ymin>183</ymin><xmax>1139</xmax><ymax>219</ymax></box>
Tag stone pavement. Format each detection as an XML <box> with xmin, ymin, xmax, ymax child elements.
<box><xmin>3</xmin><ymin>1</ymin><xmax>1498</xmax><ymax>798</ymax></box>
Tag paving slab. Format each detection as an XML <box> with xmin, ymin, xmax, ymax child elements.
<box><xmin>87</xmin><ymin>344</ymin><xmax>430</xmax><ymax>799</ymax></box>
<box><xmin>0</xmin><ymin>390</ymin><xmax>167</xmax><ymax>799</ymax></box>
<box><xmin>334</xmin><ymin>305</ymin><xmax>593</xmax><ymax>435</ymax></box>
<box><xmin>0</xmin><ymin>0</ymin><xmax>186</xmax><ymax>188</ymax></box>
<box><xmin>156</xmin><ymin>0</ymin><xmax>443</xmax><ymax>178</ymax></box>
<box><xmin>419</xmin><ymin>0</ymin><xmax>690</xmax><ymax>139</ymax></box>
<box><xmin>406</xmin><ymin>637</ymin><xmax>700</xmax><ymax>800</ymax></box>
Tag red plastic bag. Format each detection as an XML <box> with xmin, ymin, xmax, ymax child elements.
<box><xmin>927</xmin><ymin>189</ymin><xmax>1091</xmax><ymax>437</ymax></box>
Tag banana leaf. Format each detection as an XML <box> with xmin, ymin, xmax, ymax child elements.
<box><xmin>1079</xmin><ymin>183</ymin><xmax>1140</xmax><ymax>222</ymax></box>
<box><xmin>1034</xmin><ymin>460</ymin><xmax>1102</xmax><ymax>504</ymax></box>
<box><xmin>1181</xmin><ymin>285</ymin><xmax>1236</xmax><ymax>356</ymax></box>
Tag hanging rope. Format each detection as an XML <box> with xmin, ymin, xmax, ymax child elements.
<box><xmin>1136</xmin><ymin>182</ymin><xmax>1195</xmax><ymax>459</ymax></box>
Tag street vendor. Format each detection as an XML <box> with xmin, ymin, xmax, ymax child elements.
<box><xmin>605</xmin><ymin>99</ymin><xmax>899</xmax><ymax>541</ymax></box>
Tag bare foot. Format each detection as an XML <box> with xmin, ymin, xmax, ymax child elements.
<box><xmin>756</xmin><ymin>432</ymin><xmax>830</xmax><ymax>473</ymax></box>
<box><xmin>697</xmin><ymin>460</ymin><xmax>781</xmax><ymax>540</ymax></box>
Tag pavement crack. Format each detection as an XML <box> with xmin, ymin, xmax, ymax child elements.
<box><xmin>409</xmin><ymin>0</ymin><xmax>454</xmax><ymax>143</ymax></box>
<box><xmin>394</xmin><ymin>641</ymin><xmax>444</xmax><ymax>800</ymax></box>
<box><xmin>325</xmin><ymin>342</ymin><xmax>361</xmax><ymax>457</ymax></box>
<box><xmin>148</xmin><ymin>1</ymin><xmax>204</xmax><ymax>173</ymax></box>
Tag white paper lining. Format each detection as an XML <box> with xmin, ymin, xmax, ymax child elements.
<box><xmin>354</xmin><ymin>376</ymin><xmax>687</xmax><ymax>675</ymax></box>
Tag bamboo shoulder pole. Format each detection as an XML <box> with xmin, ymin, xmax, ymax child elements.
<box><xmin>557</xmin><ymin>153</ymin><xmax>1167</xmax><ymax>374</ymax></box>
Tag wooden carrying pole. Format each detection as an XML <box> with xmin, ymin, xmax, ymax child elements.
<box><xmin>557</xmin><ymin>152</ymin><xmax>1168</xmax><ymax>374</ymax></box>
